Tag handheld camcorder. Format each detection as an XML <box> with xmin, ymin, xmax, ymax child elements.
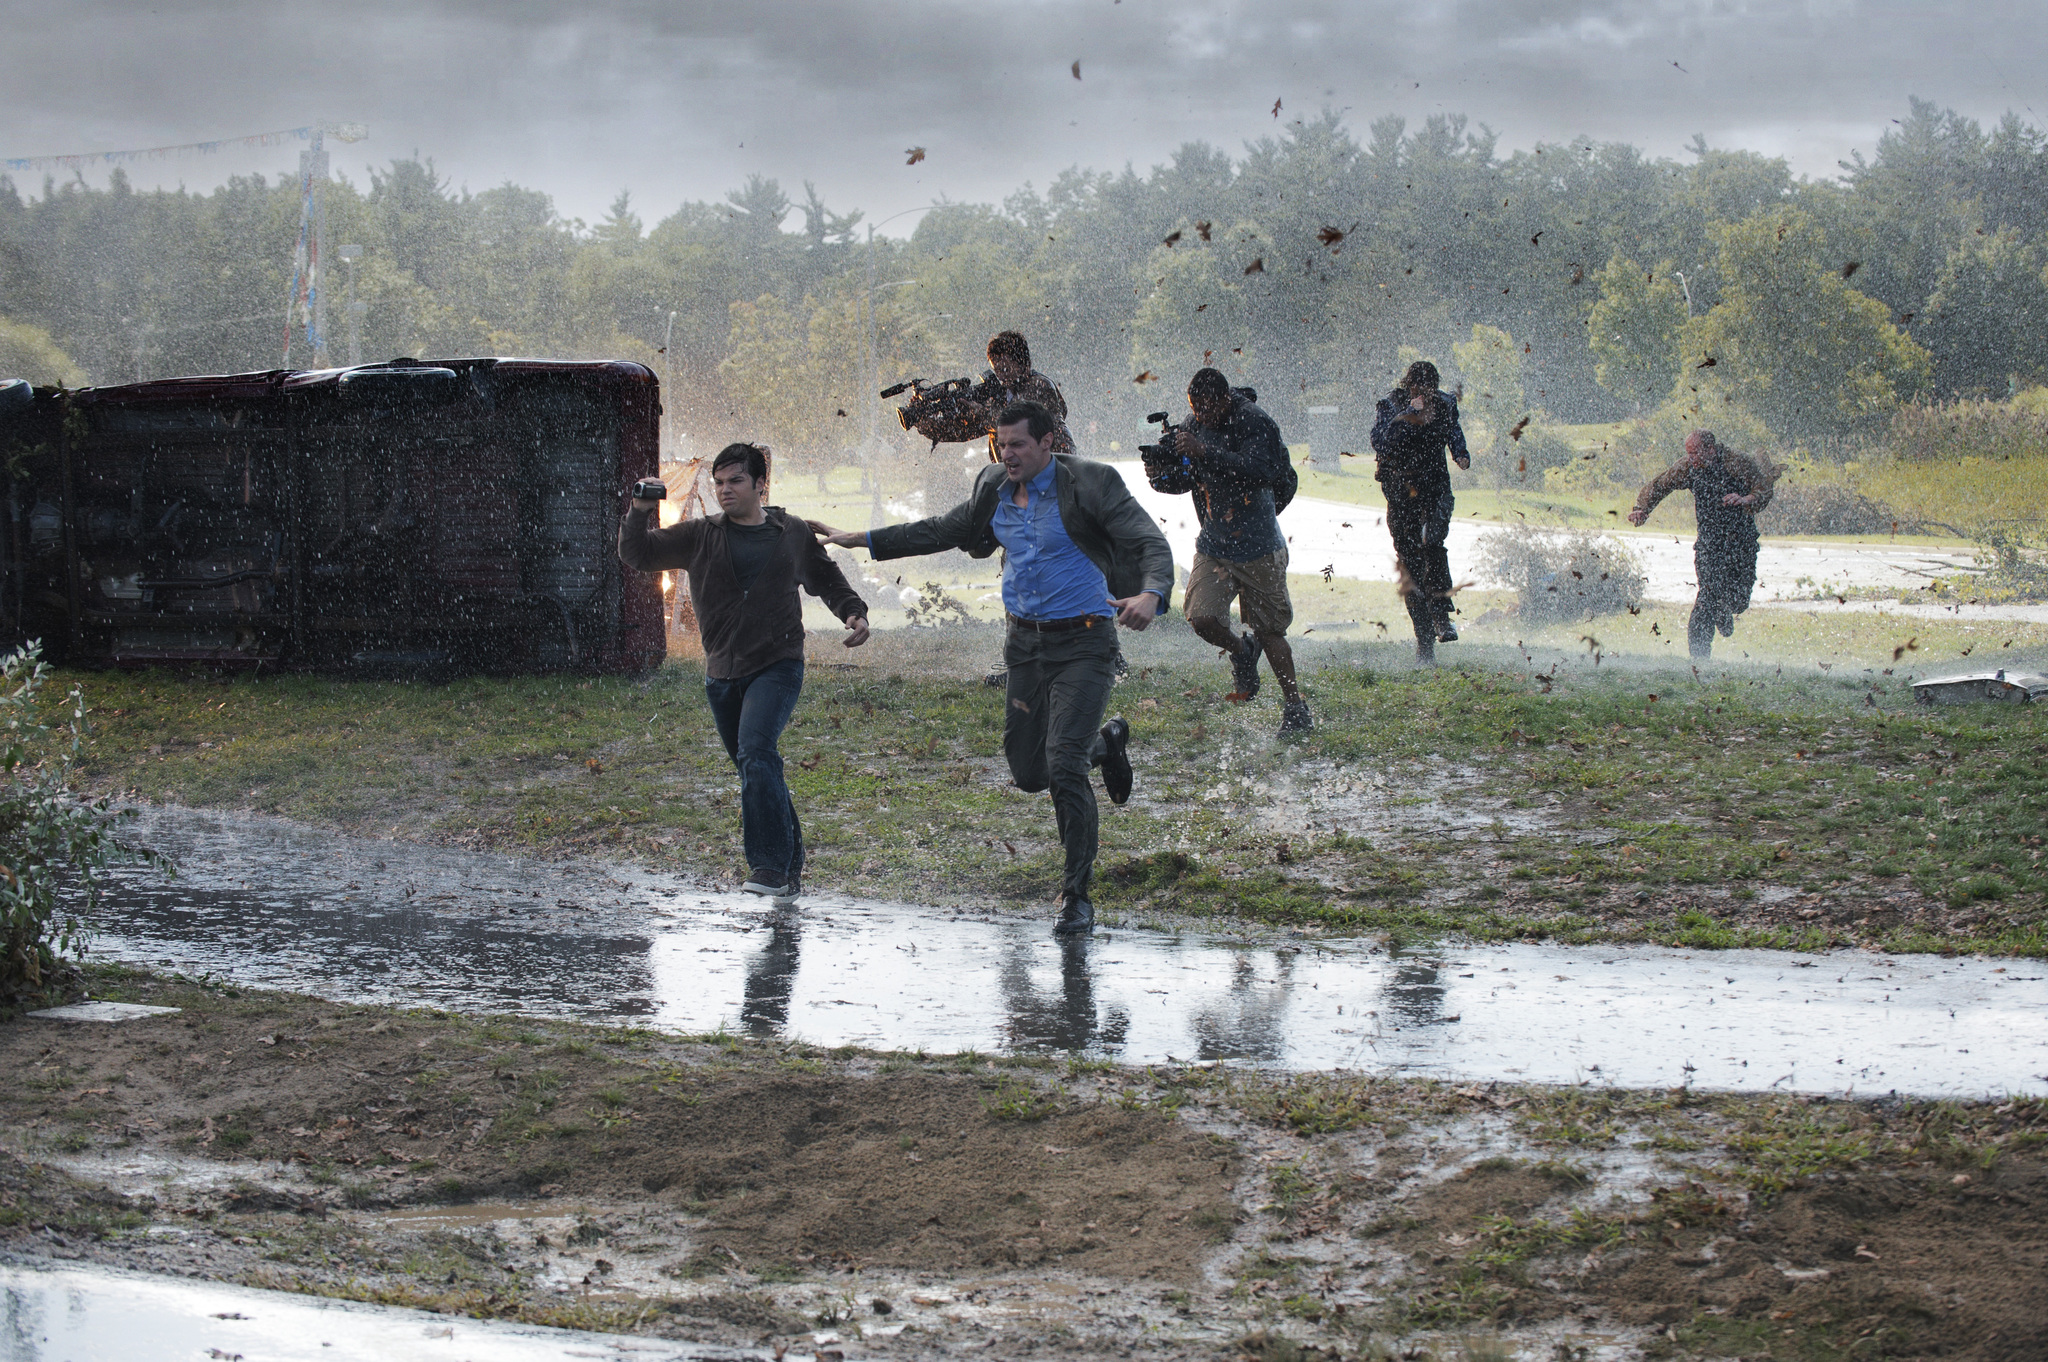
<box><xmin>881</xmin><ymin>376</ymin><xmax>983</xmax><ymax>447</ymax></box>
<box><xmin>632</xmin><ymin>479</ymin><xmax>667</xmax><ymax>502</ymax></box>
<box><xmin>1138</xmin><ymin>410</ymin><xmax>1187</xmax><ymax>476</ymax></box>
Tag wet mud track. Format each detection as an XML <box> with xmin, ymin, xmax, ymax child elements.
<box><xmin>91</xmin><ymin>805</ymin><xmax>2048</xmax><ymax>1098</ymax></box>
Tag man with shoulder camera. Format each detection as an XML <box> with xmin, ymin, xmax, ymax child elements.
<box><xmin>1145</xmin><ymin>367</ymin><xmax>1311</xmax><ymax>735</ymax></box>
<box><xmin>617</xmin><ymin>443</ymin><xmax>871</xmax><ymax>904</ymax></box>
<box><xmin>1627</xmin><ymin>429</ymin><xmax>1779</xmax><ymax>660</ymax></box>
<box><xmin>816</xmin><ymin>401</ymin><xmax>1171</xmax><ymax>936</ymax></box>
<box><xmin>966</xmin><ymin>331</ymin><xmax>1073</xmax><ymax>454</ymax></box>
<box><xmin>1370</xmin><ymin>360</ymin><xmax>1471</xmax><ymax>662</ymax></box>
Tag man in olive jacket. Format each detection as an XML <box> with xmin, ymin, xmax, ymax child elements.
<box><xmin>818</xmin><ymin>402</ymin><xmax>1173</xmax><ymax>935</ymax></box>
<box><xmin>619</xmin><ymin>443</ymin><xmax>870</xmax><ymax>904</ymax></box>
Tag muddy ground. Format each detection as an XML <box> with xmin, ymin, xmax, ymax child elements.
<box><xmin>4</xmin><ymin>967</ymin><xmax>2045</xmax><ymax>1360</ymax></box>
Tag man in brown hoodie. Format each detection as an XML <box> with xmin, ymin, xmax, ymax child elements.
<box><xmin>618</xmin><ymin>443</ymin><xmax>870</xmax><ymax>902</ymax></box>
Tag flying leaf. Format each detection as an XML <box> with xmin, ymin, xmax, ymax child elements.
<box><xmin>835</xmin><ymin>408</ymin><xmax>847</xmax><ymax>417</ymax></box>
<box><xmin>1071</xmin><ymin>59</ymin><xmax>1081</xmax><ymax>80</ymax></box>
<box><xmin>1568</xmin><ymin>264</ymin><xmax>1585</xmax><ymax>285</ymax></box>
<box><xmin>1195</xmin><ymin>304</ymin><xmax>1208</xmax><ymax>312</ymax></box>
<box><xmin>1244</xmin><ymin>257</ymin><xmax>1265</xmax><ymax>275</ymax></box>
<box><xmin>1841</xmin><ymin>260</ymin><xmax>1860</xmax><ymax>279</ymax></box>
<box><xmin>1132</xmin><ymin>371</ymin><xmax>1157</xmax><ymax>384</ymax></box>
<box><xmin>1195</xmin><ymin>220</ymin><xmax>1212</xmax><ymax>241</ymax></box>
<box><xmin>1892</xmin><ymin>637</ymin><xmax>1917</xmax><ymax>661</ymax></box>
<box><xmin>1162</xmin><ymin>230</ymin><xmax>1182</xmax><ymax>247</ymax></box>
<box><xmin>905</xmin><ymin>147</ymin><xmax>926</xmax><ymax>165</ymax></box>
<box><xmin>1516</xmin><ymin>455</ymin><xmax>1527</xmax><ymax>473</ymax></box>
<box><xmin>1271</xmin><ymin>97</ymin><xmax>1283</xmax><ymax>118</ymax></box>
<box><xmin>1507</xmin><ymin>416</ymin><xmax>1531</xmax><ymax>441</ymax></box>
<box><xmin>1530</xmin><ymin>231</ymin><xmax>1544</xmax><ymax>246</ymax></box>
<box><xmin>1696</xmin><ymin>356</ymin><xmax>1717</xmax><ymax>369</ymax></box>
<box><xmin>1317</xmin><ymin>225</ymin><xmax>1345</xmax><ymax>247</ymax></box>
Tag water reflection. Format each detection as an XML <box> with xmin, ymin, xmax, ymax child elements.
<box><xmin>78</xmin><ymin>806</ymin><xmax>2048</xmax><ymax>1097</ymax></box>
<box><xmin>740</xmin><ymin>911</ymin><xmax>801</xmax><ymax>1037</ymax></box>
<box><xmin>998</xmin><ymin>938</ymin><xmax>1131</xmax><ymax>1053</ymax></box>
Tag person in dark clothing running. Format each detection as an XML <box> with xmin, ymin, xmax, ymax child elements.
<box><xmin>1145</xmin><ymin>368</ymin><xmax>1311</xmax><ymax>734</ymax></box>
<box><xmin>618</xmin><ymin>443</ymin><xmax>871</xmax><ymax>903</ymax></box>
<box><xmin>1627</xmin><ymin>430</ymin><xmax>1779</xmax><ymax>660</ymax></box>
<box><xmin>816</xmin><ymin>402</ymin><xmax>1173</xmax><ymax>937</ymax></box>
<box><xmin>1370</xmin><ymin>361</ymin><xmax>1471</xmax><ymax>662</ymax></box>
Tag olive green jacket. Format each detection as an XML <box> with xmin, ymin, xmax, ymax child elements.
<box><xmin>866</xmin><ymin>455</ymin><xmax>1175</xmax><ymax>612</ymax></box>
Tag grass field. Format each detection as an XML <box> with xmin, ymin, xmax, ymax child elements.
<box><xmin>68</xmin><ymin>595</ymin><xmax>2048</xmax><ymax>957</ymax></box>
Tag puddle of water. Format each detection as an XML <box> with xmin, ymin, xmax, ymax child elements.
<box><xmin>0</xmin><ymin>1262</ymin><xmax>777</xmax><ymax>1361</ymax></box>
<box><xmin>90</xmin><ymin>806</ymin><xmax>2048</xmax><ymax>1098</ymax></box>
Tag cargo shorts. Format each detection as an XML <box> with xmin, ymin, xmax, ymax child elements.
<box><xmin>1184</xmin><ymin>547</ymin><xmax>1294</xmax><ymax>636</ymax></box>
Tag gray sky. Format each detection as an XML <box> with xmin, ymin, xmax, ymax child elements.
<box><xmin>8</xmin><ymin>1</ymin><xmax>2046</xmax><ymax>232</ymax></box>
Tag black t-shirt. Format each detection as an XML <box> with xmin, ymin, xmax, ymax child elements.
<box><xmin>725</xmin><ymin>519</ymin><xmax>781</xmax><ymax>593</ymax></box>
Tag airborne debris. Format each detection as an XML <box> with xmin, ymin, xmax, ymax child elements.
<box><xmin>1841</xmin><ymin>260</ymin><xmax>1861</xmax><ymax>279</ymax></box>
<box><xmin>1162</xmin><ymin>230</ymin><xmax>1182</xmax><ymax>247</ymax></box>
<box><xmin>1071</xmin><ymin>59</ymin><xmax>1081</xmax><ymax>80</ymax></box>
<box><xmin>1507</xmin><ymin>416</ymin><xmax>1531</xmax><ymax>441</ymax></box>
<box><xmin>1244</xmin><ymin>257</ymin><xmax>1265</xmax><ymax>275</ymax></box>
<box><xmin>1271</xmin><ymin>97</ymin><xmax>1282</xmax><ymax>118</ymax></box>
<box><xmin>905</xmin><ymin>147</ymin><xmax>926</xmax><ymax>165</ymax></box>
<box><xmin>1195</xmin><ymin>220</ymin><xmax>1212</xmax><ymax>241</ymax></box>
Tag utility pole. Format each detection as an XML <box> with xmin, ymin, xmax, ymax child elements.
<box><xmin>663</xmin><ymin>309</ymin><xmax>678</xmax><ymax>457</ymax></box>
<box><xmin>299</xmin><ymin>130</ymin><xmax>331</xmax><ymax>366</ymax></box>
<box><xmin>338</xmin><ymin>244</ymin><xmax>364</xmax><ymax>365</ymax></box>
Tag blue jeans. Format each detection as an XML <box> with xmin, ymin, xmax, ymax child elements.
<box><xmin>703</xmin><ymin>658</ymin><xmax>806</xmax><ymax>879</ymax></box>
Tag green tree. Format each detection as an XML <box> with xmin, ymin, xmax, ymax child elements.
<box><xmin>0</xmin><ymin>316</ymin><xmax>85</xmax><ymax>385</ymax></box>
<box><xmin>1920</xmin><ymin>228</ymin><xmax>2048</xmax><ymax>396</ymax></box>
<box><xmin>1587</xmin><ymin>256</ymin><xmax>1685</xmax><ymax>411</ymax></box>
<box><xmin>1684</xmin><ymin>209</ymin><xmax>1932</xmax><ymax>438</ymax></box>
<box><xmin>1450</xmin><ymin>323</ymin><xmax>1525</xmax><ymax>438</ymax></box>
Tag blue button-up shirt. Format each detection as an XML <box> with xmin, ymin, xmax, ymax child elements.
<box><xmin>991</xmin><ymin>461</ymin><xmax>1114</xmax><ymax>622</ymax></box>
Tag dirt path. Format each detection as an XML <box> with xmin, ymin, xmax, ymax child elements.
<box><xmin>4</xmin><ymin>969</ymin><xmax>2045</xmax><ymax>1360</ymax></box>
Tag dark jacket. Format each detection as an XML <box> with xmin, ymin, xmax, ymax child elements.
<box><xmin>617</xmin><ymin>506</ymin><xmax>867</xmax><ymax>679</ymax></box>
<box><xmin>1631</xmin><ymin>448</ymin><xmax>1780</xmax><ymax>548</ymax></box>
<box><xmin>866</xmin><ymin>455</ymin><xmax>1176</xmax><ymax>612</ymax></box>
<box><xmin>1370</xmin><ymin>387</ymin><xmax>1470</xmax><ymax>507</ymax></box>
<box><xmin>966</xmin><ymin>369</ymin><xmax>1074</xmax><ymax>453</ymax></box>
<box><xmin>1144</xmin><ymin>389</ymin><xmax>1295</xmax><ymax>563</ymax></box>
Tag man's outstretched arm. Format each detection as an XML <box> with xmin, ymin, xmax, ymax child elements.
<box><xmin>1626</xmin><ymin>461</ymin><xmax>1691</xmax><ymax>526</ymax></box>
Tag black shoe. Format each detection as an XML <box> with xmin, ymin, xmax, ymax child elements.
<box><xmin>1436</xmin><ymin>621</ymin><xmax>1459</xmax><ymax>643</ymax></box>
<box><xmin>983</xmin><ymin>656</ymin><xmax>1008</xmax><ymax>687</ymax></box>
<box><xmin>1098</xmin><ymin>716</ymin><xmax>1133</xmax><ymax>805</ymax></box>
<box><xmin>1278</xmin><ymin>700</ymin><xmax>1314</xmax><ymax>735</ymax></box>
<box><xmin>1054</xmin><ymin>894</ymin><xmax>1095</xmax><ymax>935</ymax></box>
<box><xmin>741</xmin><ymin>869</ymin><xmax>788</xmax><ymax>897</ymax></box>
<box><xmin>1230</xmin><ymin>630</ymin><xmax>1263</xmax><ymax>700</ymax></box>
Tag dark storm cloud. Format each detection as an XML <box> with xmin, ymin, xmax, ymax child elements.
<box><xmin>5</xmin><ymin>1</ymin><xmax>2045</xmax><ymax>224</ymax></box>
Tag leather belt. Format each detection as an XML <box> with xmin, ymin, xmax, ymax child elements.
<box><xmin>1006</xmin><ymin>613</ymin><xmax>1105</xmax><ymax>633</ymax></box>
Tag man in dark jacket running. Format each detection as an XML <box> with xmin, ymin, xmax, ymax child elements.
<box><xmin>1146</xmin><ymin>368</ymin><xmax>1311</xmax><ymax>734</ymax></box>
<box><xmin>1627</xmin><ymin>430</ymin><xmax>1779</xmax><ymax>660</ymax></box>
<box><xmin>817</xmin><ymin>402</ymin><xmax>1173</xmax><ymax>936</ymax></box>
<box><xmin>1370</xmin><ymin>361</ymin><xmax>1471</xmax><ymax>662</ymax></box>
<box><xmin>618</xmin><ymin>443</ymin><xmax>870</xmax><ymax>904</ymax></box>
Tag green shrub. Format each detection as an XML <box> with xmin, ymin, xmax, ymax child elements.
<box><xmin>0</xmin><ymin>643</ymin><xmax>168</xmax><ymax>1009</ymax></box>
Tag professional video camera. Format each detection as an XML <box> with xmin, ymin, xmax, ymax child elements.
<box><xmin>1138</xmin><ymin>410</ymin><xmax>1200</xmax><ymax>494</ymax></box>
<box><xmin>880</xmin><ymin>376</ymin><xmax>984</xmax><ymax>447</ymax></box>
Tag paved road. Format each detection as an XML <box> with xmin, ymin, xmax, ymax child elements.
<box><xmin>1114</xmin><ymin>463</ymin><xmax>1992</xmax><ymax>609</ymax></box>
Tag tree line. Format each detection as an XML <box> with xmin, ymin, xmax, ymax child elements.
<box><xmin>3</xmin><ymin>97</ymin><xmax>2046</xmax><ymax>479</ymax></box>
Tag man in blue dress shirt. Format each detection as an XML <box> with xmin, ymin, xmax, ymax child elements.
<box><xmin>817</xmin><ymin>402</ymin><xmax>1175</xmax><ymax>935</ymax></box>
